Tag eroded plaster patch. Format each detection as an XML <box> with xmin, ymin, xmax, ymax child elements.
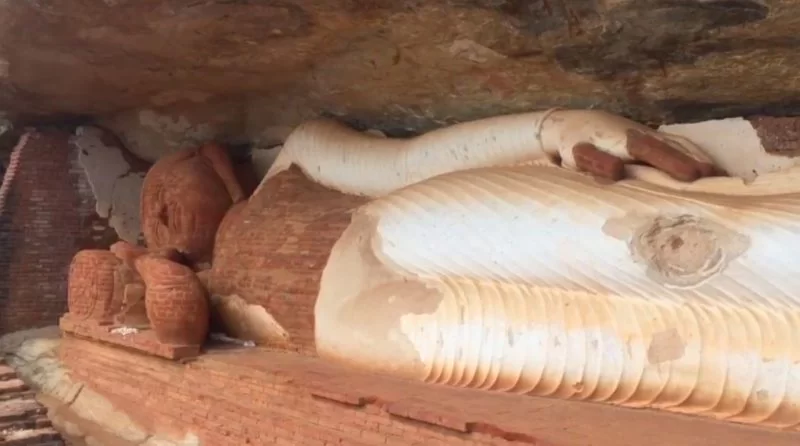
<box><xmin>647</xmin><ymin>328</ymin><xmax>686</xmax><ymax>365</ymax></box>
<box><xmin>73</xmin><ymin>126</ymin><xmax>144</xmax><ymax>243</ymax></box>
<box><xmin>628</xmin><ymin>214</ymin><xmax>750</xmax><ymax>289</ymax></box>
<box><xmin>659</xmin><ymin>118</ymin><xmax>800</xmax><ymax>182</ymax></box>
<box><xmin>210</xmin><ymin>294</ymin><xmax>290</xmax><ymax>345</ymax></box>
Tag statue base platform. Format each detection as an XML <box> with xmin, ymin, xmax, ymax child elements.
<box><xmin>59</xmin><ymin>315</ymin><xmax>200</xmax><ymax>361</ymax></box>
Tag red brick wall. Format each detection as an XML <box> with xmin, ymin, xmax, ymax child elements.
<box><xmin>0</xmin><ymin>129</ymin><xmax>117</xmax><ymax>335</ymax></box>
<box><xmin>59</xmin><ymin>337</ymin><xmax>795</xmax><ymax>446</ymax></box>
<box><xmin>58</xmin><ymin>337</ymin><xmax>521</xmax><ymax>446</ymax></box>
<box><xmin>210</xmin><ymin>167</ymin><xmax>368</xmax><ymax>354</ymax></box>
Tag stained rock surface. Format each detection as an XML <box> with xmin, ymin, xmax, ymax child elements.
<box><xmin>1</xmin><ymin>0</ymin><xmax>799</xmax><ymax>135</ymax></box>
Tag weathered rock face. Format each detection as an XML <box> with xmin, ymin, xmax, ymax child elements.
<box><xmin>1</xmin><ymin>0</ymin><xmax>799</xmax><ymax>134</ymax></box>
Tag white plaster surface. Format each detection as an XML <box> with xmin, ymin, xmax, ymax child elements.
<box><xmin>659</xmin><ymin>117</ymin><xmax>800</xmax><ymax>182</ymax></box>
<box><xmin>73</xmin><ymin>126</ymin><xmax>144</xmax><ymax>243</ymax></box>
<box><xmin>108</xmin><ymin>171</ymin><xmax>146</xmax><ymax>242</ymax></box>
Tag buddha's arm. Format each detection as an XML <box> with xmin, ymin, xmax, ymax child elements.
<box><xmin>316</xmin><ymin>164</ymin><xmax>800</xmax><ymax>430</ymax></box>
<box><xmin>260</xmin><ymin>109</ymin><xmax>716</xmax><ymax>198</ymax></box>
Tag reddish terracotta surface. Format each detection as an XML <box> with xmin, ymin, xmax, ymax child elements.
<box><xmin>0</xmin><ymin>131</ymin><xmax>117</xmax><ymax>335</ymax></box>
<box><xmin>66</xmin><ymin>250</ymin><xmax>121</xmax><ymax>323</ymax></box>
<box><xmin>233</xmin><ymin>161</ymin><xmax>260</xmax><ymax>198</ymax></box>
<box><xmin>109</xmin><ymin>240</ymin><xmax>147</xmax><ymax>267</ymax></box>
<box><xmin>112</xmin><ymin>274</ymin><xmax>148</xmax><ymax>327</ymax></box>
<box><xmin>197</xmin><ymin>143</ymin><xmax>245</xmax><ymax>203</ymax></box>
<box><xmin>134</xmin><ymin>254</ymin><xmax>209</xmax><ymax>346</ymax></box>
<box><xmin>210</xmin><ymin>166</ymin><xmax>369</xmax><ymax>353</ymax></box>
<box><xmin>213</xmin><ymin>200</ymin><xmax>246</xmax><ymax>248</ymax></box>
<box><xmin>112</xmin><ymin>241</ymin><xmax>189</xmax><ymax>269</ymax></box>
<box><xmin>194</xmin><ymin>270</ymin><xmax>211</xmax><ymax>291</ymax></box>
<box><xmin>59</xmin><ymin>316</ymin><xmax>199</xmax><ymax>360</ymax></box>
<box><xmin>59</xmin><ymin>336</ymin><xmax>800</xmax><ymax>446</ymax></box>
<box><xmin>140</xmin><ymin>143</ymin><xmax>243</xmax><ymax>265</ymax></box>
<box><xmin>105</xmin><ymin>243</ymin><xmax>148</xmax><ymax>326</ymax></box>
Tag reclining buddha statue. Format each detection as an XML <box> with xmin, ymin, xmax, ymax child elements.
<box><xmin>255</xmin><ymin>109</ymin><xmax>800</xmax><ymax>430</ymax></box>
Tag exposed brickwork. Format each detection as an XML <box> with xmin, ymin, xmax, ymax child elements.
<box><xmin>749</xmin><ymin>116</ymin><xmax>800</xmax><ymax>156</ymax></box>
<box><xmin>210</xmin><ymin>167</ymin><xmax>369</xmax><ymax>354</ymax></box>
<box><xmin>59</xmin><ymin>337</ymin><xmax>530</xmax><ymax>446</ymax></box>
<box><xmin>0</xmin><ymin>130</ymin><xmax>117</xmax><ymax>335</ymax></box>
<box><xmin>66</xmin><ymin>250</ymin><xmax>119</xmax><ymax>322</ymax></box>
<box><xmin>59</xmin><ymin>316</ymin><xmax>200</xmax><ymax>360</ymax></box>
<box><xmin>0</xmin><ymin>359</ymin><xmax>65</xmax><ymax>445</ymax></box>
<box><xmin>58</xmin><ymin>337</ymin><xmax>800</xmax><ymax>446</ymax></box>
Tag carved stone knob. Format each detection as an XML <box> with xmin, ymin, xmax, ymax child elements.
<box><xmin>67</xmin><ymin>250</ymin><xmax>121</xmax><ymax>322</ymax></box>
<box><xmin>134</xmin><ymin>254</ymin><xmax>210</xmax><ymax>346</ymax></box>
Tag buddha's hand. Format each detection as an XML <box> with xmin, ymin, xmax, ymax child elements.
<box><xmin>546</xmin><ymin>110</ymin><xmax>721</xmax><ymax>182</ymax></box>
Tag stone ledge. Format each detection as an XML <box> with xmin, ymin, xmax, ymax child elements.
<box><xmin>307</xmin><ymin>386</ymin><xmax>376</xmax><ymax>408</ymax></box>
<box><xmin>0</xmin><ymin>366</ymin><xmax>15</xmax><ymax>381</ymax></box>
<box><xmin>307</xmin><ymin>391</ymin><xmax>541</xmax><ymax>444</ymax></box>
<box><xmin>0</xmin><ymin>415</ymin><xmax>51</xmax><ymax>432</ymax></box>
<box><xmin>0</xmin><ymin>393</ymin><xmax>35</xmax><ymax>404</ymax></box>
<box><xmin>198</xmin><ymin>348</ymin><xmax>800</xmax><ymax>446</ymax></box>
<box><xmin>59</xmin><ymin>316</ymin><xmax>199</xmax><ymax>361</ymax></box>
<box><xmin>0</xmin><ymin>400</ymin><xmax>44</xmax><ymax>424</ymax></box>
<box><xmin>0</xmin><ymin>381</ymin><xmax>27</xmax><ymax>396</ymax></box>
<box><xmin>384</xmin><ymin>399</ymin><xmax>472</xmax><ymax>433</ymax></box>
<box><xmin>0</xmin><ymin>358</ymin><xmax>64</xmax><ymax>446</ymax></box>
<box><xmin>0</xmin><ymin>427</ymin><xmax>63</xmax><ymax>446</ymax></box>
<box><xmin>215</xmin><ymin>352</ymin><xmax>551</xmax><ymax>444</ymax></box>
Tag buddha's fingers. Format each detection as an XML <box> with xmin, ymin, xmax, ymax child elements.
<box><xmin>572</xmin><ymin>143</ymin><xmax>626</xmax><ymax>181</ymax></box>
<box><xmin>626</xmin><ymin>129</ymin><xmax>716</xmax><ymax>181</ymax></box>
<box><xmin>659</xmin><ymin>132</ymin><xmax>728</xmax><ymax>177</ymax></box>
